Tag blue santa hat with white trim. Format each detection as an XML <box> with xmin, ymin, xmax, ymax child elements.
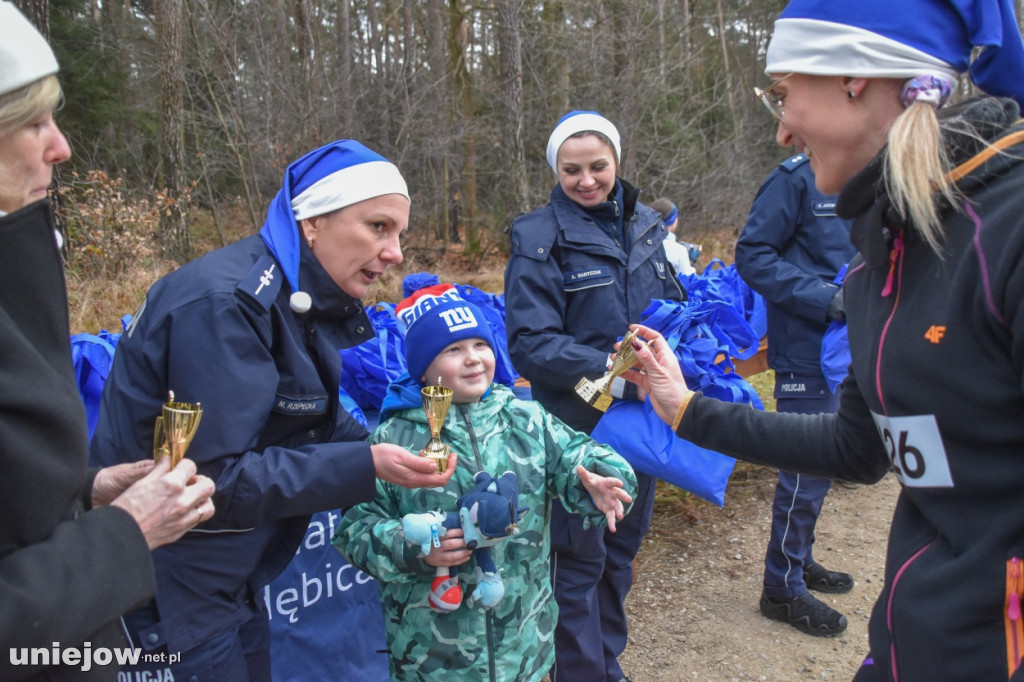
<box><xmin>766</xmin><ymin>0</ymin><xmax>1024</xmax><ymax>109</ymax></box>
<box><xmin>259</xmin><ymin>139</ymin><xmax>409</xmax><ymax>313</ymax></box>
<box><xmin>395</xmin><ymin>283</ymin><xmax>496</xmax><ymax>386</ymax></box>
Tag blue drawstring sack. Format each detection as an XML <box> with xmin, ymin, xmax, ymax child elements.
<box><xmin>639</xmin><ymin>299</ymin><xmax>764</xmax><ymax>409</ymax></box>
<box><xmin>679</xmin><ymin>259</ymin><xmax>767</xmax><ymax>341</ymax></box>
<box><xmin>340</xmin><ymin>280</ymin><xmax>519</xmax><ymax>412</ymax></box>
<box><xmin>339</xmin><ymin>303</ymin><xmax>408</xmax><ymax>412</ymax></box>
<box><xmin>591</xmin><ymin>400</ymin><xmax>736</xmax><ymax>506</ymax></box>
<box><xmin>591</xmin><ymin>297</ymin><xmax>766</xmax><ymax>506</ymax></box>
<box><xmin>70</xmin><ymin>320</ymin><xmax>127</xmax><ymax>442</ymax></box>
<box><xmin>454</xmin><ymin>284</ymin><xmax>519</xmax><ymax>386</ymax></box>
<box><xmin>821</xmin><ymin>321</ymin><xmax>850</xmax><ymax>394</ymax></box>
<box><xmin>820</xmin><ymin>265</ymin><xmax>851</xmax><ymax>393</ymax></box>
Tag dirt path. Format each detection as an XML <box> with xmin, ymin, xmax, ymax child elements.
<box><xmin>621</xmin><ymin>466</ymin><xmax>901</xmax><ymax>681</ymax></box>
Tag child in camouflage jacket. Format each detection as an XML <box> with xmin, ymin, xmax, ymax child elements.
<box><xmin>334</xmin><ymin>284</ymin><xmax>636</xmax><ymax>682</ymax></box>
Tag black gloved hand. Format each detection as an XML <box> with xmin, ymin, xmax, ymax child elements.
<box><xmin>827</xmin><ymin>287</ymin><xmax>845</xmax><ymax>322</ymax></box>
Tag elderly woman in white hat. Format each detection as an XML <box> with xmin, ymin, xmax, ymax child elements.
<box><xmin>624</xmin><ymin>1</ymin><xmax>1024</xmax><ymax>680</ymax></box>
<box><xmin>0</xmin><ymin>4</ymin><xmax>217</xmax><ymax>681</ymax></box>
<box><xmin>504</xmin><ymin>110</ymin><xmax>686</xmax><ymax>682</ymax></box>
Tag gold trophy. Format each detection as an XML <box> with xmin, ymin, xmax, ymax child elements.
<box><xmin>420</xmin><ymin>380</ymin><xmax>453</xmax><ymax>473</ymax></box>
<box><xmin>153</xmin><ymin>390</ymin><xmax>203</xmax><ymax>467</ymax></box>
<box><xmin>575</xmin><ymin>328</ymin><xmax>644</xmax><ymax>412</ymax></box>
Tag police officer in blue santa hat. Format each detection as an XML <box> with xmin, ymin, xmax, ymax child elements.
<box><xmin>91</xmin><ymin>139</ymin><xmax>457</xmax><ymax>679</ymax></box>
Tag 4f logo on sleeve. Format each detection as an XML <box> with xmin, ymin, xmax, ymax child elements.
<box><xmin>924</xmin><ymin>325</ymin><xmax>946</xmax><ymax>344</ymax></box>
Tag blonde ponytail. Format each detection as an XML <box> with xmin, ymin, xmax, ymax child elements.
<box><xmin>884</xmin><ymin>101</ymin><xmax>957</xmax><ymax>256</ymax></box>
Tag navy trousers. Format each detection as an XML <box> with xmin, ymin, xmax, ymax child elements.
<box><xmin>762</xmin><ymin>373</ymin><xmax>841</xmax><ymax>600</ymax></box>
<box><xmin>550</xmin><ymin>470</ymin><xmax>657</xmax><ymax>682</ymax></box>
<box><xmin>120</xmin><ymin>602</ymin><xmax>271</xmax><ymax>682</ymax></box>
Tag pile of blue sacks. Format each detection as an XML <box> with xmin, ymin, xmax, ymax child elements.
<box><xmin>591</xmin><ymin>260</ymin><xmax>766</xmax><ymax>506</ymax></box>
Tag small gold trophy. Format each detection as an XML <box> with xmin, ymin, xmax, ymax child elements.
<box><xmin>420</xmin><ymin>380</ymin><xmax>453</xmax><ymax>473</ymax></box>
<box><xmin>575</xmin><ymin>328</ymin><xmax>643</xmax><ymax>412</ymax></box>
<box><xmin>153</xmin><ymin>390</ymin><xmax>203</xmax><ymax>467</ymax></box>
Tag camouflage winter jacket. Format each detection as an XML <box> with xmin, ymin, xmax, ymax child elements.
<box><xmin>334</xmin><ymin>380</ymin><xmax>636</xmax><ymax>682</ymax></box>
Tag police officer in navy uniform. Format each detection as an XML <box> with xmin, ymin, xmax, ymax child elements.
<box><xmin>504</xmin><ymin>111</ymin><xmax>685</xmax><ymax>682</ymax></box>
<box><xmin>90</xmin><ymin>140</ymin><xmax>455</xmax><ymax>680</ymax></box>
<box><xmin>735</xmin><ymin>153</ymin><xmax>857</xmax><ymax>637</ymax></box>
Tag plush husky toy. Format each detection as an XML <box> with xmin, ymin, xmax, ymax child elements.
<box><xmin>401</xmin><ymin>471</ymin><xmax>529</xmax><ymax>613</ymax></box>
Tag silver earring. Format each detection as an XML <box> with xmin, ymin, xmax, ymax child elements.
<box><xmin>307</xmin><ymin>237</ymin><xmax>313</xmax><ymax>248</ymax></box>
<box><xmin>848</xmin><ymin>90</ymin><xmax>855</xmax><ymax>99</ymax></box>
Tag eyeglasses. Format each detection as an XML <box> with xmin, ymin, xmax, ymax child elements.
<box><xmin>753</xmin><ymin>73</ymin><xmax>793</xmax><ymax>123</ymax></box>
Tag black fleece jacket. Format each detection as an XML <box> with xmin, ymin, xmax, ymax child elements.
<box><xmin>677</xmin><ymin>98</ymin><xmax>1024</xmax><ymax>681</ymax></box>
<box><xmin>0</xmin><ymin>200</ymin><xmax>155</xmax><ymax>681</ymax></box>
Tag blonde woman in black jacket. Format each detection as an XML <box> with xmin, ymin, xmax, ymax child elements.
<box><xmin>623</xmin><ymin>1</ymin><xmax>1024</xmax><ymax>680</ymax></box>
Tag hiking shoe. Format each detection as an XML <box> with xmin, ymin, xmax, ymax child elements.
<box><xmin>759</xmin><ymin>592</ymin><xmax>848</xmax><ymax>637</ymax></box>
<box><xmin>803</xmin><ymin>562</ymin><xmax>854</xmax><ymax>594</ymax></box>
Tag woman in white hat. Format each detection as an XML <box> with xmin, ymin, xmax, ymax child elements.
<box><xmin>0</xmin><ymin>4</ymin><xmax>217</xmax><ymax>680</ymax></box>
<box><xmin>624</xmin><ymin>1</ymin><xmax>1024</xmax><ymax>680</ymax></box>
<box><xmin>504</xmin><ymin>110</ymin><xmax>686</xmax><ymax>682</ymax></box>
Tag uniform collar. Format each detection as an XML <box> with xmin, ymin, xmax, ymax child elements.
<box><xmin>297</xmin><ymin>240</ymin><xmax>367</xmax><ymax>320</ymax></box>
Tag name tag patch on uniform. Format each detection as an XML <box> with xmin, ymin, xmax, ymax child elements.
<box><xmin>812</xmin><ymin>199</ymin><xmax>838</xmax><ymax>217</ymax></box>
<box><xmin>870</xmin><ymin>411</ymin><xmax>953</xmax><ymax>488</ymax></box>
<box><xmin>273</xmin><ymin>394</ymin><xmax>328</xmax><ymax>415</ymax></box>
<box><xmin>563</xmin><ymin>266</ymin><xmax>613</xmax><ymax>292</ymax></box>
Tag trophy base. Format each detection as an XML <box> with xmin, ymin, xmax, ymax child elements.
<box><xmin>575</xmin><ymin>378</ymin><xmax>613</xmax><ymax>413</ymax></box>
<box><xmin>421</xmin><ymin>447</ymin><xmax>450</xmax><ymax>474</ymax></box>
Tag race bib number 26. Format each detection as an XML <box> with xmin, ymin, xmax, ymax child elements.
<box><xmin>870</xmin><ymin>411</ymin><xmax>954</xmax><ymax>488</ymax></box>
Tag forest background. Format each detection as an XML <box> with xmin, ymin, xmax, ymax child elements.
<box><xmin>13</xmin><ymin>0</ymin><xmax>1024</xmax><ymax>333</ymax></box>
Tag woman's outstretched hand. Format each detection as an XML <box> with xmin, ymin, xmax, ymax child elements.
<box><xmin>617</xmin><ymin>324</ymin><xmax>693</xmax><ymax>427</ymax></box>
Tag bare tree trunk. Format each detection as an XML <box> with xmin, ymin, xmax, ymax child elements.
<box><xmin>293</xmin><ymin>0</ymin><xmax>321</xmax><ymax>147</ymax></box>
<box><xmin>335</xmin><ymin>0</ymin><xmax>354</xmax><ymax>133</ymax></box>
<box><xmin>656</xmin><ymin>0</ymin><xmax>666</xmax><ymax>79</ymax></box>
<box><xmin>155</xmin><ymin>0</ymin><xmax>191</xmax><ymax>262</ymax></box>
<box><xmin>609</xmin><ymin>0</ymin><xmax>637</xmax><ymax>178</ymax></box>
<box><xmin>681</xmin><ymin>0</ymin><xmax>691</xmax><ymax>56</ymax></box>
<box><xmin>716</xmin><ymin>0</ymin><xmax>740</xmax><ymax>151</ymax></box>
<box><xmin>100</xmin><ymin>0</ymin><xmax>132</xmax><ymax>156</ymax></box>
<box><xmin>425</xmin><ymin>0</ymin><xmax>455</xmax><ymax>245</ymax></box>
<box><xmin>449</xmin><ymin>0</ymin><xmax>476</xmax><ymax>250</ymax></box>
<box><xmin>541</xmin><ymin>1</ymin><xmax>570</xmax><ymax>120</ymax></box>
<box><xmin>13</xmin><ymin>0</ymin><xmax>48</xmax><ymax>34</ymax></box>
<box><xmin>497</xmin><ymin>0</ymin><xmax>529</xmax><ymax>217</ymax></box>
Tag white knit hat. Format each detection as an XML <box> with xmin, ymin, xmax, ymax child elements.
<box><xmin>0</xmin><ymin>2</ymin><xmax>59</xmax><ymax>97</ymax></box>
<box><xmin>546</xmin><ymin>110</ymin><xmax>621</xmax><ymax>174</ymax></box>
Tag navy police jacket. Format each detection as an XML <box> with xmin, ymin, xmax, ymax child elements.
<box><xmin>504</xmin><ymin>179</ymin><xmax>686</xmax><ymax>433</ymax></box>
<box><xmin>734</xmin><ymin>154</ymin><xmax>855</xmax><ymax>377</ymax></box>
<box><xmin>90</xmin><ymin>234</ymin><xmax>376</xmax><ymax>656</ymax></box>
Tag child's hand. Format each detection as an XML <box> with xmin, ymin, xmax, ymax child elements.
<box><xmin>424</xmin><ymin>528</ymin><xmax>472</xmax><ymax>568</ymax></box>
<box><xmin>577</xmin><ymin>465</ymin><xmax>633</xmax><ymax>533</ymax></box>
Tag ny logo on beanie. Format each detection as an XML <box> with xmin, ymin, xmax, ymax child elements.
<box><xmin>437</xmin><ymin>305</ymin><xmax>479</xmax><ymax>333</ymax></box>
